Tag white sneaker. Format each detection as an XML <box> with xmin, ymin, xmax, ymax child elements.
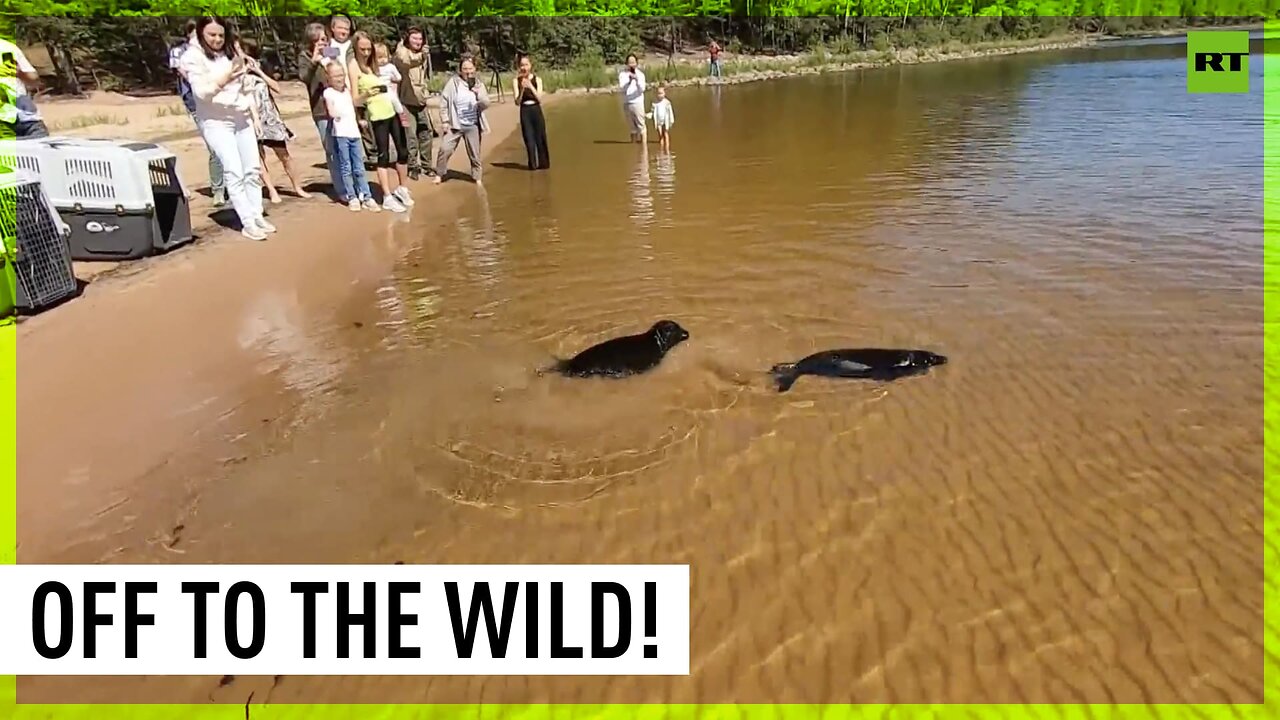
<box><xmin>393</xmin><ymin>186</ymin><xmax>415</xmax><ymax>207</ymax></box>
<box><xmin>362</xmin><ymin>198</ymin><xmax>381</xmax><ymax>212</ymax></box>
<box><xmin>382</xmin><ymin>195</ymin><xmax>407</xmax><ymax>213</ymax></box>
<box><xmin>348</xmin><ymin>198</ymin><xmax>361</xmax><ymax>212</ymax></box>
<box><xmin>242</xmin><ymin>225</ymin><xmax>267</xmax><ymax>241</ymax></box>
<box><xmin>257</xmin><ymin>218</ymin><xmax>277</xmax><ymax>234</ymax></box>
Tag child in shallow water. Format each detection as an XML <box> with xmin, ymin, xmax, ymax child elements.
<box><xmin>648</xmin><ymin>82</ymin><xmax>675</xmax><ymax>150</ymax></box>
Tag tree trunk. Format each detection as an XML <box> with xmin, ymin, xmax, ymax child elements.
<box><xmin>46</xmin><ymin>41</ymin><xmax>83</xmax><ymax>96</ymax></box>
<box><xmin>267</xmin><ymin>18</ymin><xmax>286</xmax><ymax>77</ymax></box>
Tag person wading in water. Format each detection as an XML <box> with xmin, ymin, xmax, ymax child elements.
<box><xmin>513</xmin><ymin>54</ymin><xmax>550</xmax><ymax>171</ymax></box>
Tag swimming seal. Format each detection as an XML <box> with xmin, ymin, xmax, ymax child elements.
<box><xmin>769</xmin><ymin>348</ymin><xmax>947</xmax><ymax>393</ymax></box>
<box><xmin>549</xmin><ymin>320</ymin><xmax>691</xmax><ymax>378</ymax></box>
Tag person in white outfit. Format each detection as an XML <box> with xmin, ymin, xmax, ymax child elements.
<box><xmin>648</xmin><ymin>82</ymin><xmax>675</xmax><ymax>150</ymax></box>
<box><xmin>181</xmin><ymin>16</ymin><xmax>274</xmax><ymax>241</ymax></box>
<box><xmin>618</xmin><ymin>53</ymin><xmax>647</xmax><ymax>145</ymax></box>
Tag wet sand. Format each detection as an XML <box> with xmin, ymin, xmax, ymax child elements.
<box><xmin>16</xmin><ymin>40</ymin><xmax>1265</xmax><ymax>706</ymax></box>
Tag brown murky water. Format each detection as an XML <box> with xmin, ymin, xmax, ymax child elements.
<box><xmin>23</xmin><ymin>38</ymin><xmax>1264</xmax><ymax>704</ymax></box>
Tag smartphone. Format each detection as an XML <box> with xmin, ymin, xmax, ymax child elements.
<box><xmin>322</xmin><ymin>46</ymin><xmax>340</xmax><ymax>60</ymax></box>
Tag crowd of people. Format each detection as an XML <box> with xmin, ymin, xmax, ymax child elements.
<box><xmin>1</xmin><ymin>15</ymin><xmax>708</xmax><ymax>243</ymax></box>
<box><xmin>170</xmin><ymin>14</ymin><xmax>549</xmax><ymax>240</ymax></box>
<box><xmin>167</xmin><ymin>14</ymin><xmax>695</xmax><ymax>242</ymax></box>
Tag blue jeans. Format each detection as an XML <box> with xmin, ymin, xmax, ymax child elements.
<box><xmin>709</xmin><ymin>59</ymin><xmax>722</xmax><ymax>77</ymax></box>
<box><xmin>314</xmin><ymin>118</ymin><xmax>346</xmax><ymax>200</ymax></box>
<box><xmin>333</xmin><ymin>136</ymin><xmax>371</xmax><ymax>202</ymax></box>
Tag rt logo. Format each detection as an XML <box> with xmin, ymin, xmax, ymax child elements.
<box><xmin>1187</xmin><ymin>31</ymin><xmax>1250</xmax><ymax>94</ymax></box>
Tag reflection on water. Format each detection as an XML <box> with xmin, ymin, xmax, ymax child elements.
<box><xmin>655</xmin><ymin>150</ymin><xmax>676</xmax><ymax>202</ymax></box>
<box><xmin>74</xmin><ymin>39</ymin><xmax>1266</xmax><ymax>704</ymax></box>
<box><xmin>454</xmin><ymin>187</ymin><xmax>503</xmax><ymax>290</ymax></box>
<box><xmin>629</xmin><ymin>146</ymin><xmax>654</xmax><ymax>230</ymax></box>
<box><xmin>235</xmin><ymin>290</ymin><xmax>349</xmax><ymax>427</ymax></box>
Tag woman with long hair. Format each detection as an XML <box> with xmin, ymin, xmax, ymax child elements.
<box><xmin>238</xmin><ymin>39</ymin><xmax>310</xmax><ymax>203</ymax></box>
<box><xmin>297</xmin><ymin>21</ymin><xmax>347</xmax><ymax>202</ymax></box>
<box><xmin>513</xmin><ymin>54</ymin><xmax>550</xmax><ymax>171</ymax></box>
<box><xmin>180</xmin><ymin>16</ymin><xmax>273</xmax><ymax>241</ymax></box>
<box><xmin>349</xmin><ymin>31</ymin><xmax>408</xmax><ymax>212</ymax></box>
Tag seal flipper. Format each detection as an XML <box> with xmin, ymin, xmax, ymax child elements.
<box><xmin>770</xmin><ymin>363</ymin><xmax>800</xmax><ymax>393</ymax></box>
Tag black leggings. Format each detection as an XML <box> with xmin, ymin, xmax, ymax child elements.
<box><xmin>519</xmin><ymin>103</ymin><xmax>550</xmax><ymax>170</ymax></box>
<box><xmin>372</xmin><ymin>117</ymin><xmax>409</xmax><ymax>168</ymax></box>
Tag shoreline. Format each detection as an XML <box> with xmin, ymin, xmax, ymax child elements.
<box><xmin>552</xmin><ymin>34</ymin><xmax>1101</xmax><ymax>96</ymax></box>
<box><xmin>1097</xmin><ymin>20</ymin><xmax>1269</xmax><ymax>40</ymax></box>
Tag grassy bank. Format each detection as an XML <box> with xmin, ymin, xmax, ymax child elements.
<box><xmin>1100</xmin><ymin>20</ymin><xmax>1268</xmax><ymax>39</ymax></box>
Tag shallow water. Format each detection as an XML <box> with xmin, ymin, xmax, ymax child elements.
<box><xmin>25</xmin><ymin>39</ymin><xmax>1265</xmax><ymax>703</ymax></box>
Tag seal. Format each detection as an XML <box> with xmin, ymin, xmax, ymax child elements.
<box><xmin>549</xmin><ymin>320</ymin><xmax>691</xmax><ymax>378</ymax></box>
<box><xmin>769</xmin><ymin>348</ymin><xmax>947</xmax><ymax>393</ymax></box>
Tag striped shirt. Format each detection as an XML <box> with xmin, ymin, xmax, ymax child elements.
<box><xmin>454</xmin><ymin>84</ymin><xmax>480</xmax><ymax>127</ymax></box>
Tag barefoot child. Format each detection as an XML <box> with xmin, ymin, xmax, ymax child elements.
<box><xmin>649</xmin><ymin>83</ymin><xmax>675</xmax><ymax>150</ymax></box>
<box><xmin>323</xmin><ymin>63</ymin><xmax>379</xmax><ymax>212</ymax></box>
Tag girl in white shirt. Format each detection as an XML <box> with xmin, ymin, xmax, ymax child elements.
<box><xmin>322</xmin><ymin>63</ymin><xmax>377</xmax><ymax>212</ymax></box>
<box><xmin>649</xmin><ymin>82</ymin><xmax>675</xmax><ymax>150</ymax></box>
<box><xmin>180</xmin><ymin>17</ymin><xmax>273</xmax><ymax>241</ymax></box>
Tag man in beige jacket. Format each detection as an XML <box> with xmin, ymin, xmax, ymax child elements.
<box><xmin>393</xmin><ymin>27</ymin><xmax>437</xmax><ymax>180</ymax></box>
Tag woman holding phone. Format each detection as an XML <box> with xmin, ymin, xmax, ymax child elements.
<box><xmin>298</xmin><ymin>23</ymin><xmax>343</xmax><ymax>201</ymax></box>
<box><xmin>618</xmin><ymin>54</ymin><xmax>647</xmax><ymax>145</ymax></box>
<box><xmin>238</xmin><ymin>39</ymin><xmax>309</xmax><ymax>203</ymax></box>
<box><xmin>349</xmin><ymin>32</ymin><xmax>409</xmax><ymax>212</ymax></box>
<box><xmin>181</xmin><ymin>16</ymin><xmax>272</xmax><ymax>241</ymax></box>
<box><xmin>513</xmin><ymin>54</ymin><xmax>549</xmax><ymax>171</ymax></box>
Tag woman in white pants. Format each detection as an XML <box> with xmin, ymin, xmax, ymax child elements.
<box><xmin>181</xmin><ymin>16</ymin><xmax>275</xmax><ymax>241</ymax></box>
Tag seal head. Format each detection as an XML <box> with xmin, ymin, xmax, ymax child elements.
<box><xmin>911</xmin><ymin>350</ymin><xmax>947</xmax><ymax>367</ymax></box>
<box><xmin>651</xmin><ymin>319</ymin><xmax>690</xmax><ymax>352</ymax></box>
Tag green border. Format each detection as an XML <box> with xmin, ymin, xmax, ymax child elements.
<box><xmin>1</xmin><ymin>3</ymin><xmax>1276</xmax><ymax>717</ymax></box>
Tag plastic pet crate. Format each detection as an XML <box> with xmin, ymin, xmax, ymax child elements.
<box><xmin>5</xmin><ymin>136</ymin><xmax>195</xmax><ymax>261</ymax></box>
<box><xmin>0</xmin><ymin>169</ymin><xmax>79</xmax><ymax>314</ymax></box>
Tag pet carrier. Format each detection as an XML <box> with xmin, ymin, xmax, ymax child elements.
<box><xmin>6</xmin><ymin>135</ymin><xmax>195</xmax><ymax>261</ymax></box>
<box><xmin>0</xmin><ymin>168</ymin><xmax>79</xmax><ymax>315</ymax></box>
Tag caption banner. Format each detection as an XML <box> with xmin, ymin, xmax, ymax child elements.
<box><xmin>0</xmin><ymin>564</ymin><xmax>690</xmax><ymax>676</ymax></box>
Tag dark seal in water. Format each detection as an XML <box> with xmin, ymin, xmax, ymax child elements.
<box><xmin>769</xmin><ymin>348</ymin><xmax>947</xmax><ymax>393</ymax></box>
<box><xmin>550</xmin><ymin>320</ymin><xmax>691</xmax><ymax>378</ymax></box>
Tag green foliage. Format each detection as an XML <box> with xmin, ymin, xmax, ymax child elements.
<box><xmin>2</xmin><ymin>3</ymin><xmax>1274</xmax><ymax>94</ymax></box>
